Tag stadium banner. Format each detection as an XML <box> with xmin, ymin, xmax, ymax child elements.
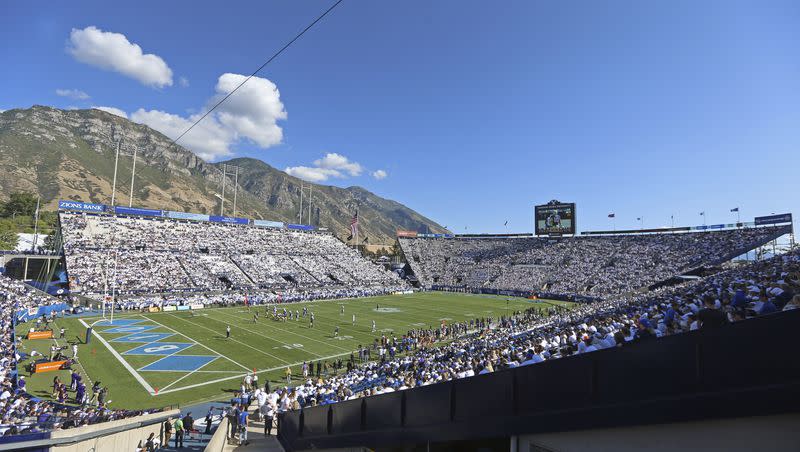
<box><xmin>190</xmin><ymin>303</ymin><xmax>204</xmax><ymax>310</ymax></box>
<box><xmin>114</xmin><ymin>206</ymin><xmax>163</xmax><ymax>217</ymax></box>
<box><xmin>163</xmin><ymin>306</ymin><xmax>177</xmax><ymax>312</ymax></box>
<box><xmin>166</xmin><ymin>211</ymin><xmax>210</xmax><ymax>222</ymax></box>
<box><xmin>177</xmin><ymin>305</ymin><xmax>190</xmax><ymax>311</ymax></box>
<box><xmin>253</xmin><ymin>220</ymin><xmax>284</xmax><ymax>228</ymax></box>
<box><xmin>34</xmin><ymin>360</ymin><xmax>67</xmax><ymax>373</ymax></box>
<box><xmin>755</xmin><ymin>213</ymin><xmax>792</xmax><ymax>226</ymax></box>
<box><xmin>147</xmin><ymin>307</ymin><xmax>160</xmax><ymax>313</ymax></box>
<box><xmin>695</xmin><ymin>224</ymin><xmax>725</xmax><ymax>230</ymax></box>
<box><xmin>27</xmin><ymin>331</ymin><xmax>54</xmax><ymax>340</ymax></box>
<box><xmin>287</xmin><ymin>223</ymin><xmax>315</xmax><ymax>231</ymax></box>
<box><xmin>58</xmin><ymin>200</ymin><xmax>107</xmax><ymax>213</ymax></box>
<box><xmin>396</xmin><ymin>230</ymin><xmax>418</xmax><ymax>238</ymax></box>
<box><xmin>209</xmin><ymin>215</ymin><xmax>249</xmax><ymax>225</ymax></box>
<box><xmin>582</xmin><ymin>226</ymin><xmax>691</xmax><ymax>235</ymax></box>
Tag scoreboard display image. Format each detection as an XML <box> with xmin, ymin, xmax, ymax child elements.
<box><xmin>535</xmin><ymin>202</ymin><xmax>576</xmax><ymax>235</ymax></box>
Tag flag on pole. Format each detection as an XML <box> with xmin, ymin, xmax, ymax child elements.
<box><xmin>636</xmin><ymin>217</ymin><xmax>641</xmax><ymax>221</ymax></box>
<box><xmin>504</xmin><ymin>220</ymin><xmax>508</xmax><ymax>226</ymax></box>
<box><xmin>730</xmin><ymin>207</ymin><xmax>739</xmax><ymax>212</ymax></box>
<box><xmin>608</xmin><ymin>213</ymin><xmax>615</xmax><ymax>218</ymax></box>
<box><xmin>699</xmin><ymin>212</ymin><xmax>705</xmax><ymax>216</ymax></box>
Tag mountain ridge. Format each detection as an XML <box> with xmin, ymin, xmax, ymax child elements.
<box><xmin>0</xmin><ymin>106</ymin><xmax>448</xmax><ymax>243</ymax></box>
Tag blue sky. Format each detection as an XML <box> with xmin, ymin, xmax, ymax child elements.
<box><xmin>2</xmin><ymin>0</ymin><xmax>799</xmax><ymax>233</ymax></box>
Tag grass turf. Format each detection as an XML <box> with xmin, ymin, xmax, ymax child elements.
<box><xmin>15</xmin><ymin>292</ymin><xmax>572</xmax><ymax>410</ymax></box>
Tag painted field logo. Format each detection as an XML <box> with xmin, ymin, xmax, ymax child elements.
<box><xmin>374</xmin><ymin>307</ymin><xmax>401</xmax><ymax>313</ymax></box>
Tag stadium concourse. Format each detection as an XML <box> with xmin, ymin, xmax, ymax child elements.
<box><xmin>2</xmin><ymin>207</ymin><xmax>798</xmax><ymax>450</ymax></box>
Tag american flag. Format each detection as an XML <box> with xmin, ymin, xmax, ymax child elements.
<box><xmin>350</xmin><ymin>210</ymin><xmax>359</xmax><ymax>238</ymax></box>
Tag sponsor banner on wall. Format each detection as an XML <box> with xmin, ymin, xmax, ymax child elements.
<box><xmin>58</xmin><ymin>200</ymin><xmax>107</xmax><ymax>213</ymax></box>
<box><xmin>166</xmin><ymin>211</ymin><xmax>211</xmax><ymax>222</ymax></box>
<box><xmin>177</xmin><ymin>305</ymin><xmax>190</xmax><ymax>311</ymax></box>
<box><xmin>163</xmin><ymin>306</ymin><xmax>177</xmax><ymax>312</ymax></box>
<box><xmin>396</xmin><ymin>230</ymin><xmax>418</xmax><ymax>238</ymax></box>
<box><xmin>114</xmin><ymin>206</ymin><xmax>163</xmax><ymax>217</ymax></box>
<box><xmin>755</xmin><ymin>213</ymin><xmax>793</xmax><ymax>226</ymax></box>
<box><xmin>286</xmin><ymin>224</ymin><xmax>314</xmax><ymax>231</ymax></box>
<box><xmin>209</xmin><ymin>215</ymin><xmax>249</xmax><ymax>225</ymax></box>
<box><xmin>190</xmin><ymin>303</ymin><xmax>205</xmax><ymax>310</ymax></box>
<box><xmin>148</xmin><ymin>307</ymin><xmax>160</xmax><ymax>313</ymax></box>
<box><xmin>253</xmin><ymin>220</ymin><xmax>285</xmax><ymax>228</ymax></box>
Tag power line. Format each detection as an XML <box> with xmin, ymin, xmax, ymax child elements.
<box><xmin>170</xmin><ymin>0</ymin><xmax>344</xmax><ymax>147</ymax></box>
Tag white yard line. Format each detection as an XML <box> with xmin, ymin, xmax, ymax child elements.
<box><xmin>142</xmin><ymin>315</ymin><xmax>252</xmax><ymax>372</ymax></box>
<box><xmin>158</xmin><ymin>356</ymin><xmax>221</xmax><ymax>392</ymax></box>
<box><xmin>78</xmin><ymin>319</ymin><xmax>156</xmax><ymax>395</ymax></box>
<box><xmin>160</xmin><ymin>313</ymin><xmax>294</xmax><ymax>365</ymax></box>
<box><xmin>210</xmin><ymin>309</ymin><xmax>351</xmax><ymax>353</ymax></box>
<box><xmin>154</xmin><ymin>349</ymin><xmax>357</xmax><ymax>396</ymax></box>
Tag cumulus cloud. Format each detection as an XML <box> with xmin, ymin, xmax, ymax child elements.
<box><xmin>130</xmin><ymin>73</ymin><xmax>287</xmax><ymax>161</ymax></box>
<box><xmin>56</xmin><ymin>88</ymin><xmax>90</xmax><ymax>100</ymax></box>
<box><xmin>372</xmin><ymin>169</ymin><xmax>388</xmax><ymax>180</ymax></box>
<box><xmin>67</xmin><ymin>26</ymin><xmax>173</xmax><ymax>88</ymax></box>
<box><xmin>284</xmin><ymin>166</ymin><xmax>342</xmax><ymax>183</ymax></box>
<box><xmin>286</xmin><ymin>153</ymin><xmax>366</xmax><ymax>182</ymax></box>
<box><xmin>131</xmin><ymin>108</ymin><xmax>232</xmax><ymax>160</ymax></box>
<box><xmin>314</xmin><ymin>153</ymin><xmax>362</xmax><ymax>176</ymax></box>
<box><xmin>92</xmin><ymin>106</ymin><xmax>128</xmax><ymax>119</ymax></box>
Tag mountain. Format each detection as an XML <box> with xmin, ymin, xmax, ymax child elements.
<box><xmin>0</xmin><ymin>106</ymin><xmax>448</xmax><ymax>243</ymax></box>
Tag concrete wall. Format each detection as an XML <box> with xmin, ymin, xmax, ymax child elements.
<box><xmin>49</xmin><ymin>410</ymin><xmax>178</xmax><ymax>452</ymax></box>
<box><xmin>204</xmin><ymin>417</ymin><xmax>229</xmax><ymax>452</ymax></box>
<box><xmin>518</xmin><ymin>413</ymin><xmax>800</xmax><ymax>452</ymax></box>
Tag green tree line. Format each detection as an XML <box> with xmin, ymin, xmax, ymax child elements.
<box><xmin>0</xmin><ymin>192</ymin><xmax>57</xmax><ymax>250</ymax></box>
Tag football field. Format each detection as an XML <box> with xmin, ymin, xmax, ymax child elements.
<box><xmin>16</xmin><ymin>292</ymin><xmax>572</xmax><ymax>409</ymax></box>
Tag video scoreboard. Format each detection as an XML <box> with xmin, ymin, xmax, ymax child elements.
<box><xmin>535</xmin><ymin>200</ymin><xmax>576</xmax><ymax>236</ymax></box>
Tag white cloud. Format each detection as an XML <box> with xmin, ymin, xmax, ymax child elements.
<box><xmin>131</xmin><ymin>108</ymin><xmax>232</xmax><ymax>161</ymax></box>
<box><xmin>372</xmin><ymin>169</ymin><xmax>388</xmax><ymax>180</ymax></box>
<box><xmin>67</xmin><ymin>26</ymin><xmax>173</xmax><ymax>88</ymax></box>
<box><xmin>284</xmin><ymin>166</ymin><xmax>343</xmax><ymax>183</ymax></box>
<box><xmin>179</xmin><ymin>76</ymin><xmax>189</xmax><ymax>88</ymax></box>
<box><xmin>285</xmin><ymin>153</ymin><xmax>366</xmax><ymax>182</ymax></box>
<box><xmin>92</xmin><ymin>106</ymin><xmax>128</xmax><ymax>119</ymax></box>
<box><xmin>130</xmin><ymin>73</ymin><xmax>287</xmax><ymax>161</ymax></box>
<box><xmin>212</xmin><ymin>73</ymin><xmax>287</xmax><ymax>148</ymax></box>
<box><xmin>56</xmin><ymin>88</ymin><xmax>90</xmax><ymax>100</ymax></box>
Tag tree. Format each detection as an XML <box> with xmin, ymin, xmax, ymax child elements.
<box><xmin>0</xmin><ymin>222</ymin><xmax>18</xmax><ymax>250</ymax></box>
<box><xmin>1</xmin><ymin>192</ymin><xmax>38</xmax><ymax>218</ymax></box>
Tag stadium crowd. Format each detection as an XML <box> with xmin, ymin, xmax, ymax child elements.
<box><xmin>248</xmin><ymin>248</ymin><xmax>799</xmax><ymax>412</ymax></box>
<box><xmin>400</xmin><ymin>227</ymin><xmax>787</xmax><ymax>295</ymax></box>
<box><xmin>0</xmin><ymin>274</ymin><xmax>164</xmax><ymax>436</ymax></box>
<box><xmin>60</xmin><ymin>212</ymin><xmax>403</xmax><ymax>299</ymax></box>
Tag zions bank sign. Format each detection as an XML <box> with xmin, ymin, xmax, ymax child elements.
<box><xmin>58</xmin><ymin>200</ymin><xmax>107</xmax><ymax>213</ymax></box>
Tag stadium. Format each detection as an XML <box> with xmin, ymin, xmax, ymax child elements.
<box><xmin>2</xmin><ymin>2</ymin><xmax>800</xmax><ymax>452</ymax></box>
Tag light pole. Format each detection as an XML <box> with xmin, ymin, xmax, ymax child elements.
<box><xmin>129</xmin><ymin>146</ymin><xmax>138</xmax><ymax>207</ymax></box>
<box><xmin>110</xmin><ymin>139</ymin><xmax>121</xmax><ymax>206</ymax></box>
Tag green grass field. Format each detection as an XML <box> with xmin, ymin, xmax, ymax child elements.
<box><xmin>15</xmin><ymin>292</ymin><xmax>572</xmax><ymax>410</ymax></box>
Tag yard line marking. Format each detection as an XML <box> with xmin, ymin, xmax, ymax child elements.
<box><xmin>159</xmin><ymin>356</ymin><xmax>220</xmax><ymax>392</ymax></box>
<box><xmin>143</xmin><ymin>315</ymin><xmax>251</xmax><ymax>371</ymax></box>
<box><xmin>78</xmin><ymin>318</ymin><xmax>156</xmax><ymax>395</ymax></box>
<box><xmin>161</xmin><ymin>313</ymin><xmax>294</xmax><ymax>364</ymax></box>
<box><xmin>154</xmin><ymin>349</ymin><xmax>358</xmax><ymax>396</ymax></box>
<box><xmin>211</xmin><ymin>309</ymin><xmax>351</xmax><ymax>353</ymax></box>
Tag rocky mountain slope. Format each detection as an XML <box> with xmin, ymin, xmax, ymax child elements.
<box><xmin>0</xmin><ymin>106</ymin><xmax>448</xmax><ymax>243</ymax></box>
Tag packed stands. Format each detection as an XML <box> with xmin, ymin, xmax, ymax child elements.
<box><xmin>253</xmin><ymin>248</ymin><xmax>800</xmax><ymax>413</ymax></box>
<box><xmin>0</xmin><ymin>274</ymin><xmax>165</xmax><ymax>436</ymax></box>
<box><xmin>60</xmin><ymin>212</ymin><xmax>404</xmax><ymax>300</ymax></box>
<box><xmin>400</xmin><ymin>227</ymin><xmax>788</xmax><ymax>295</ymax></box>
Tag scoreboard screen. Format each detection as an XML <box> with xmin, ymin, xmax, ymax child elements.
<box><xmin>535</xmin><ymin>202</ymin><xmax>576</xmax><ymax>235</ymax></box>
